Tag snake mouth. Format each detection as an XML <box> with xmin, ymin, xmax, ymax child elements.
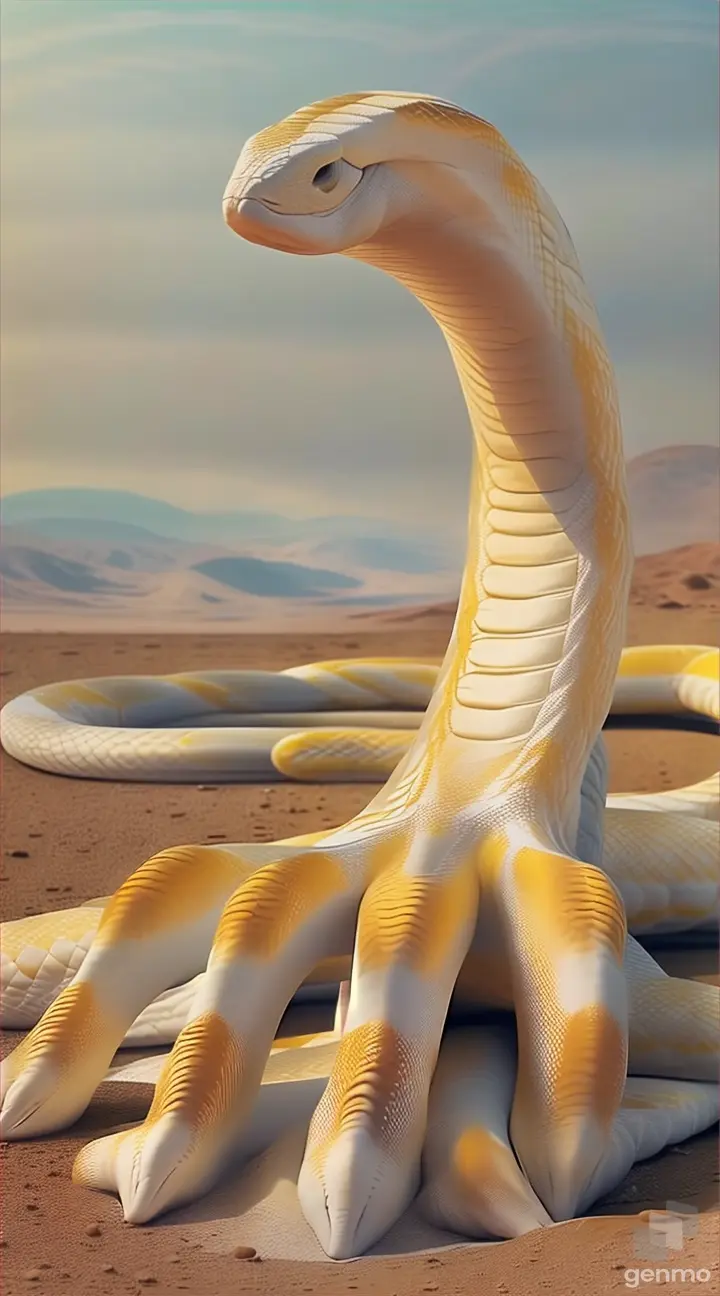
<box><xmin>223</xmin><ymin>194</ymin><xmax>276</xmax><ymax>240</ymax></box>
<box><xmin>222</xmin><ymin>195</ymin><xmax>324</xmax><ymax>254</ymax></box>
<box><xmin>222</xmin><ymin>167</ymin><xmax>372</xmax><ymax>252</ymax></box>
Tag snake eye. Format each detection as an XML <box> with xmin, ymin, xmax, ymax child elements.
<box><xmin>312</xmin><ymin>161</ymin><xmax>340</xmax><ymax>193</ymax></box>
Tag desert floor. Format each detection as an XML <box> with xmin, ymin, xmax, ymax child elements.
<box><xmin>1</xmin><ymin>606</ymin><xmax>718</xmax><ymax>1295</ymax></box>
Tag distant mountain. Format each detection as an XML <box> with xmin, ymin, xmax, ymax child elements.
<box><xmin>3</xmin><ymin>516</ymin><xmax>176</xmax><ymax>545</ymax></box>
<box><xmin>0</xmin><ymin>542</ymin><xmax>361</xmax><ymax>601</ymax></box>
<box><xmin>5</xmin><ymin>444</ymin><xmax>714</xmax><ymax>569</ymax></box>
<box><xmin>4</xmin><ymin>445</ymin><xmax>713</xmax><ymax>630</ymax></box>
<box><xmin>0</xmin><ymin>545</ymin><xmax>133</xmax><ymax>595</ymax></box>
<box><xmin>626</xmin><ymin>445</ymin><xmax>719</xmax><ymax>556</ymax></box>
<box><xmin>0</xmin><ymin>518</ymin><xmax>450</xmax><ymax>630</ymax></box>
<box><xmin>0</xmin><ymin>524</ymin><xmax>225</xmax><ymax>576</ymax></box>
<box><xmin>309</xmin><ymin>535</ymin><xmax>453</xmax><ymax>575</ymax></box>
<box><xmin>192</xmin><ymin>556</ymin><xmax>361</xmax><ymax>598</ymax></box>
<box><xmin>0</xmin><ymin>488</ymin><xmax>440</xmax><ymax>551</ymax></box>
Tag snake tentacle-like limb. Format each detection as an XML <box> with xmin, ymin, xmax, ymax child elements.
<box><xmin>1</xmin><ymin>93</ymin><xmax>718</xmax><ymax>1261</ymax></box>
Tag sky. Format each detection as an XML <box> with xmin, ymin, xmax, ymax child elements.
<box><xmin>1</xmin><ymin>0</ymin><xmax>718</xmax><ymax>528</ymax></box>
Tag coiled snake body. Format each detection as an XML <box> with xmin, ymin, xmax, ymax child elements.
<box><xmin>1</xmin><ymin>93</ymin><xmax>718</xmax><ymax>1261</ymax></box>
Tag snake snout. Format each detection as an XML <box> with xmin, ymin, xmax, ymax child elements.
<box><xmin>223</xmin><ymin>194</ymin><xmax>296</xmax><ymax>252</ymax></box>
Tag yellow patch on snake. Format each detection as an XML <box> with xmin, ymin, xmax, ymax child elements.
<box><xmin>476</xmin><ymin>829</ymin><xmax>510</xmax><ymax>886</ymax></box>
<box><xmin>454</xmin><ymin>949</ymin><xmax>514</xmax><ymax>1007</ymax></box>
<box><xmin>144</xmin><ymin>1011</ymin><xmax>243</xmax><ymax>1134</ymax></box>
<box><xmin>33</xmin><ymin>677</ymin><xmax>186</xmax><ymax>717</ymax></box>
<box><xmin>501</xmin><ymin>158</ymin><xmax>538</xmax><ymax>208</ymax></box>
<box><xmin>308</xmin><ymin>1021</ymin><xmax>418</xmax><ymax>1170</ymax></box>
<box><xmin>357</xmin><ymin>861</ymin><xmax>478</xmax><ymax>974</ymax></box>
<box><xmin>551</xmin><ymin>1005</ymin><xmax>626</xmax><ymax>1128</ymax></box>
<box><xmin>313</xmin><ymin>660</ymin><xmax>438</xmax><ymax>695</ymax></box>
<box><xmin>5</xmin><ymin>981</ymin><xmax>116</xmax><ymax>1078</ymax></box>
<box><xmin>394</xmin><ymin>98</ymin><xmax>501</xmax><ymax>148</ymax></box>
<box><xmin>272</xmin><ymin>729</ymin><xmax>411</xmax><ymax>780</ymax></box>
<box><xmin>247</xmin><ymin>91</ymin><xmax>380</xmax><ymax>158</ymax></box>
<box><xmin>31</xmin><ymin>681</ymin><xmax>111</xmax><ymax>714</ymax></box>
<box><xmin>565</xmin><ymin>310</ymin><xmax>622</xmax><ymax>482</ymax></box>
<box><xmin>616</xmin><ymin>645</ymin><xmax>714</xmax><ymax>677</ymax></box>
<box><xmin>449</xmin><ymin>1126</ymin><xmax>527</xmax><ymax>1200</ymax></box>
<box><xmin>270</xmin><ymin>1031</ymin><xmax>327</xmax><ymax>1052</ymax></box>
<box><xmin>95</xmin><ymin>846</ymin><xmax>247</xmax><ymax>945</ymax></box>
<box><xmin>2</xmin><ymin>907</ymin><xmax>100</xmax><ymax>961</ymax></box>
<box><xmin>168</xmin><ymin>674</ymin><xmax>232</xmax><ymax>707</ymax></box>
<box><xmin>212</xmin><ymin>850</ymin><xmax>347</xmax><ymax>962</ymax></box>
<box><xmin>685</xmin><ymin>648</ymin><xmax>720</xmax><ymax>681</ymax></box>
<box><xmin>512</xmin><ymin>847</ymin><xmax>626</xmax><ymax>962</ymax></box>
<box><xmin>621</xmin><ymin>1092</ymin><xmax>689</xmax><ymax>1110</ymax></box>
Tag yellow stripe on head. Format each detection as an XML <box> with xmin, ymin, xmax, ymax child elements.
<box><xmin>246</xmin><ymin>92</ymin><xmax>381</xmax><ymax>159</ymax></box>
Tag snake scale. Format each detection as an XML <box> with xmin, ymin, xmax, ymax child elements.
<box><xmin>1</xmin><ymin>93</ymin><xmax>718</xmax><ymax>1261</ymax></box>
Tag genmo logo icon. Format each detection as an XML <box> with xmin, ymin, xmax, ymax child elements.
<box><xmin>623</xmin><ymin>1203</ymin><xmax>713</xmax><ymax>1290</ymax></box>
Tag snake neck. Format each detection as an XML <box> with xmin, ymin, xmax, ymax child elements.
<box><xmin>350</xmin><ymin>187</ymin><xmax>632</xmax><ymax>834</ymax></box>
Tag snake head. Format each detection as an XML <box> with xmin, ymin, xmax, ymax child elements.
<box><xmin>222</xmin><ymin>96</ymin><xmax>384</xmax><ymax>256</ymax></box>
<box><xmin>221</xmin><ymin>91</ymin><xmax>525</xmax><ymax>269</ymax></box>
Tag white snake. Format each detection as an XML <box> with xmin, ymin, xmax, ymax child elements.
<box><xmin>1</xmin><ymin>92</ymin><xmax>718</xmax><ymax>1262</ymax></box>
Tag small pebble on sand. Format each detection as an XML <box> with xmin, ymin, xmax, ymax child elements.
<box><xmin>232</xmin><ymin>1245</ymin><xmax>257</xmax><ymax>1259</ymax></box>
<box><xmin>84</xmin><ymin>1223</ymin><xmax>102</xmax><ymax>1237</ymax></box>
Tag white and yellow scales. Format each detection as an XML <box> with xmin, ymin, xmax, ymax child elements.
<box><xmin>1</xmin><ymin>93</ymin><xmax>718</xmax><ymax>1261</ymax></box>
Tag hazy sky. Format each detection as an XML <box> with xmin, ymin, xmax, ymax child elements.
<box><xmin>2</xmin><ymin>0</ymin><xmax>718</xmax><ymax>527</ymax></box>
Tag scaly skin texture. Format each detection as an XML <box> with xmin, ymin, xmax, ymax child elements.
<box><xmin>2</xmin><ymin>648</ymin><xmax>718</xmax><ymax>786</ymax></box>
<box><xmin>1</xmin><ymin>93</ymin><xmax>718</xmax><ymax>1261</ymax></box>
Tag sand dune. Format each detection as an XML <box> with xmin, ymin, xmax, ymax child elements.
<box><xmin>0</xmin><ymin>527</ymin><xmax>455</xmax><ymax>631</ymax></box>
<box><xmin>2</xmin><ymin>444</ymin><xmax>718</xmax><ymax>630</ymax></box>
<box><xmin>4</xmin><ymin>542</ymin><xmax>717</xmax><ymax>632</ymax></box>
<box><xmin>628</xmin><ymin>543</ymin><xmax>720</xmax><ymax>611</ymax></box>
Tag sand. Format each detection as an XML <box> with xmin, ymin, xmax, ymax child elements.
<box><xmin>1</xmin><ymin>604</ymin><xmax>718</xmax><ymax>1295</ymax></box>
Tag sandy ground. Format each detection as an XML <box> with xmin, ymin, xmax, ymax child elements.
<box><xmin>1</xmin><ymin>606</ymin><xmax>718</xmax><ymax>1295</ymax></box>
